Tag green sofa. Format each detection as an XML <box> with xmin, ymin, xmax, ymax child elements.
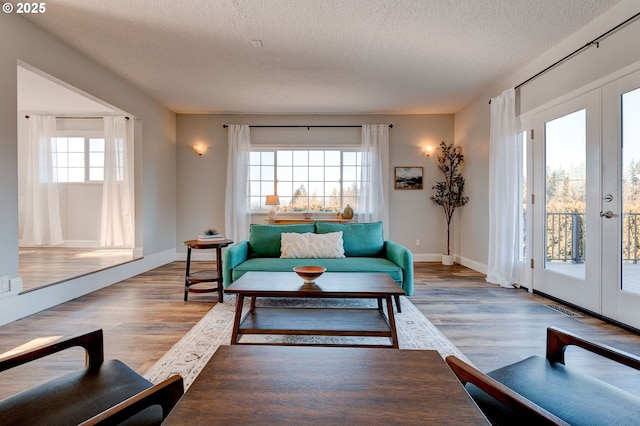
<box><xmin>222</xmin><ymin>221</ymin><xmax>414</xmax><ymax>301</ymax></box>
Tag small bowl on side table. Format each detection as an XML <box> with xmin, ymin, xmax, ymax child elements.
<box><xmin>293</xmin><ymin>266</ymin><xmax>326</xmax><ymax>285</ymax></box>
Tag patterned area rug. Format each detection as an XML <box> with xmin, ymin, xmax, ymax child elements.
<box><xmin>144</xmin><ymin>296</ymin><xmax>470</xmax><ymax>390</ymax></box>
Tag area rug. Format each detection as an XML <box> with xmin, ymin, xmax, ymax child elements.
<box><xmin>144</xmin><ymin>296</ymin><xmax>470</xmax><ymax>390</ymax></box>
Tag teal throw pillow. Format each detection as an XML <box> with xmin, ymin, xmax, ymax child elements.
<box><xmin>315</xmin><ymin>221</ymin><xmax>384</xmax><ymax>257</ymax></box>
<box><xmin>249</xmin><ymin>223</ymin><xmax>316</xmax><ymax>258</ymax></box>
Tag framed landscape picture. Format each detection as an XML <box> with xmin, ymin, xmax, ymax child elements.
<box><xmin>394</xmin><ymin>166</ymin><xmax>423</xmax><ymax>190</ymax></box>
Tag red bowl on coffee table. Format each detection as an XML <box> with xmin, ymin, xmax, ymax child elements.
<box><xmin>293</xmin><ymin>266</ymin><xmax>326</xmax><ymax>284</ymax></box>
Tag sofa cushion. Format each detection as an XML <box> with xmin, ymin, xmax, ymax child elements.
<box><xmin>249</xmin><ymin>224</ymin><xmax>315</xmax><ymax>258</ymax></box>
<box><xmin>232</xmin><ymin>257</ymin><xmax>402</xmax><ymax>285</ymax></box>
<box><xmin>281</xmin><ymin>232</ymin><xmax>345</xmax><ymax>258</ymax></box>
<box><xmin>315</xmin><ymin>221</ymin><xmax>384</xmax><ymax>257</ymax></box>
<box><xmin>465</xmin><ymin>355</ymin><xmax>640</xmax><ymax>426</ymax></box>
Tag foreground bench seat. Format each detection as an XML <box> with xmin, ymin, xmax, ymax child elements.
<box><xmin>0</xmin><ymin>329</ymin><xmax>183</xmax><ymax>425</ymax></box>
<box><xmin>446</xmin><ymin>327</ymin><xmax>640</xmax><ymax>426</ymax></box>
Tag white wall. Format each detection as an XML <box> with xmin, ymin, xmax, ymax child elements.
<box><xmin>0</xmin><ymin>13</ymin><xmax>177</xmax><ymax>323</ymax></box>
<box><xmin>176</xmin><ymin>114</ymin><xmax>454</xmax><ymax>261</ymax></box>
<box><xmin>454</xmin><ymin>0</ymin><xmax>640</xmax><ymax>272</ymax></box>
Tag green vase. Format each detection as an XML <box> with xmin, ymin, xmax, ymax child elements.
<box><xmin>342</xmin><ymin>204</ymin><xmax>354</xmax><ymax>220</ymax></box>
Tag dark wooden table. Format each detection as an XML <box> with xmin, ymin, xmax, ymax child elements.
<box><xmin>163</xmin><ymin>345</ymin><xmax>488</xmax><ymax>425</ymax></box>
<box><xmin>183</xmin><ymin>239</ymin><xmax>233</xmax><ymax>302</ymax></box>
<box><xmin>225</xmin><ymin>271</ymin><xmax>405</xmax><ymax>348</ymax></box>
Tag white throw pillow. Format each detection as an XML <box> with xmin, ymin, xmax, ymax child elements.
<box><xmin>280</xmin><ymin>231</ymin><xmax>345</xmax><ymax>258</ymax></box>
<box><xmin>280</xmin><ymin>232</ymin><xmax>310</xmax><ymax>258</ymax></box>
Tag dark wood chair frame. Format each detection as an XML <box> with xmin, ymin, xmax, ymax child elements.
<box><xmin>446</xmin><ymin>326</ymin><xmax>640</xmax><ymax>426</ymax></box>
<box><xmin>0</xmin><ymin>328</ymin><xmax>184</xmax><ymax>425</ymax></box>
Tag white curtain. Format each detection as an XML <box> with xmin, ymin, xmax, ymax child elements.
<box><xmin>22</xmin><ymin>115</ymin><xmax>63</xmax><ymax>246</ymax></box>
<box><xmin>225</xmin><ymin>124</ymin><xmax>251</xmax><ymax>243</ymax></box>
<box><xmin>100</xmin><ymin>116</ymin><xmax>134</xmax><ymax>247</ymax></box>
<box><xmin>358</xmin><ymin>124</ymin><xmax>390</xmax><ymax>237</ymax></box>
<box><xmin>486</xmin><ymin>88</ymin><xmax>521</xmax><ymax>288</ymax></box>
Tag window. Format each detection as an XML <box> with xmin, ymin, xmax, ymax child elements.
<box><xmin>52</xmin><ymin>136</ymin><xmax>105</xmax><ymax>182</ymax></box>
<box><xmin>249</xmin><ymin>149</ymin><xmax>362</xmax><ymax>212</ymax></box>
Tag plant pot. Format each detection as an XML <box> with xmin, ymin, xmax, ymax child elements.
<box><xmin>441</xmin><ymin>254</ymin><xmax>454</xmax><ymax>266</ymax></box>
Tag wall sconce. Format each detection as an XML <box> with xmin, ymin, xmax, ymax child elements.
<box><xmin>423</xmin><ymin>145</ymin><xmax>435</xmax><ymax>157</ymax></box>
<box><xmin>193</xmin><ymin>144</ymin><xmax>208</xmax><ymax>156</ymax></box>
<box><xmin>265</xmin><ymin>195</ymin><xmax>280</xmax><ymax>220</ymax></box>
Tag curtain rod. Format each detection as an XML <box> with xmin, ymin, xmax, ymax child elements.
<box><xmin>24</xmin><ymin>115</ymin><xmax>130</xmax><ymax>120</ymax></box>
<box><xmin>223</xmin><ymin>124</ymin><xmax>392</xmax><ymax>129</ymax></box>
<box><xmin>489</xmin><ymin>11</ymin><xmax>640</xmax><ymax>104</ymax></box>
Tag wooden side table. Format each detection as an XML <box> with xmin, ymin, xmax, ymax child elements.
<box><xmin>183</xmin><ymin>239</ymin><xmax>233</xmax><ymax>302</ymax></box>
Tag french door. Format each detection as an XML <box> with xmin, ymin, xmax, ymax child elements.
<box><xmin>601</xmin><ymin>70</ymin><xmax>640</xmax><ymax>329</ymax></box>
<box><xmin>532</xmin><ymin>70</ymin><xmax>640</xmax><ymax>329</ymax></box>
<box><xmin>533</xmin><ymin>90</ymin><xmax>602</xmax><ymax>313</ymax></box>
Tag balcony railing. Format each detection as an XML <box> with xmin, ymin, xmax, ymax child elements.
<box><xmin>546</xmin><ymin>212</ymin><xmax>640</xmax><ymax>263</ymax></box>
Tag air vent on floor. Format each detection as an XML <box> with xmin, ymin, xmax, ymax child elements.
<box><xmin>544</xmin><ymin>304</ymin><xmax>581</xmax><ymax>317</ymax></box>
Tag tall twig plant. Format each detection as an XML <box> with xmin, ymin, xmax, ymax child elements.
<box><xmin>431</xmin><ymin>141</ymin><xmax>469</xmax><ymax>256</ymax></box>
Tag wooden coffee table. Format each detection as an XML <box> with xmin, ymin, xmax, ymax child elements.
<box><xmin>224</xmin><ymin>271</ymin><xmax>405</xmax><ymax>348</ymax></box>
<box><xmin>163</xmin><ymin>345</ymin><xmax>489</xmax><ymax>425</ymax></box>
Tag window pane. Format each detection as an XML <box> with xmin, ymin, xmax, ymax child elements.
<box><xmin>249</xmin><ymin>181</ymin><xmax>261</xmax><ymax>196</ymax></box>
<box><xmin>261</xmin><ymin>152</ymin><xmax>274</xmax><ymax>165</ymax></box>
<box><xmin>261</xmin><ymin>181</ymin><xmax>273</xmax><ymax>195</ymax></box>
<box><xmin>622</xmin><ymin>87</ymin><xmax>640</xmax><ymax>295</ymax></box>
<box><xmin>249</xmin><ymin>165</ymin><xmax>261</xmax><ymax>180</ymax></box>
<box><xmin>277</xmin><ymin>166</ymin><xmax>292</xmax><ymax>181</ymax></box>
<box><xmin>278</xmin><ymin>182</ymin><xmax>293</xmax><ymax>197</ymax></box>
<box><xmin>309</xmin><ymin>151</ymin><xmax>324</xmax><ymax>166</ymax></box>
<box><xmin>89</xmin><ymin>138</ymin><xmax>104</xmax><ymax>151</ymax></box>
<box><xmin>545</xmin><ymin>109</ymin><xmax>586</xmax><ymax>278</ymax></box>
<box><xmin>309</xmin><ymin>167</ymin><xmax>324</xmax><ymax>181</ymax></box>
<box><xmin>343</xmin><ymin>166</ymin><xmax>357</xmax><ymax>181</ymax></box>
<box><xmin>278</xmin><ymin>151</ymin><xmax>293</xmax><ymax>166</ymax></box>
<box><xmin>68</xmin><ymin>168</ymin><xmax>84</xmax><ymax>182</ymax></box>
<box><xmin>68</xmin><ymin>137</ymin><xmax>84</xmax><ymax>152</ymax></box>
<box><xmin>261</xmin><ymin>165</ymin><xmax>275</xmax><ymax>181</ymax></box>
<box><xmin>57</xmin><ymin>169</ymin><xmax>68</xmax><ymax>182</ymax></box>
<box><xmin>326</xmin><ymin>166</ymin><xmax>340</xmax><ymax>181</ymax></box>
<box><xmin>293</xmin><ymin>151</ymin><xmax>308</xmax><ymax>166</ymax></box>
<box><xmin>90</xmin><ymin>153</ymin><xmax>104</xmax><ymax>167</ymax></box>
<box><xmin>56</xmin><ymin>153</ymin><xmax>67</xmax><ymax>167</ymax></box>
<box><xmin>250</xmin><ymin>152</ymin><xmax>261</xmax><ymax>164</ymax></box>
<box><xmin>325</xmin><ymin>151</ymin><xmax>340</xmax><ymax>166</ymax></box>
<box><xmin>343</xmin><ymin>152</ymin><xmax>357</xmax><ymax>165</ymax></box>
<box><xmin>249</xmin><ymin>197</ymin><xmax>262</xmax><ymax>210</ymax></box>
<box><xmin>55</xmin><ymin>137</ymin><xmax>68</xmax><ymax>151</ymax></box>
<box><xmin>293</xmin><ymin>167</ymin><xmax>308</xmax><ymax>180</ymax></box>
<box><xmin>68</xmin><ymin>153</ymin><xmax>84</xmax><ymax>167</ymax></box>
<box><xmin>89</xmin><ymin>168</ymin><xmax>104</xmax><ymax>181</ymax></box>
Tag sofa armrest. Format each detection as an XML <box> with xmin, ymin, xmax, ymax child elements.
<box><xmin>445</xmin><ymin>355</ymin><xmax>569</xmax><ymax>426</ymax></box>
<box><xmin>384</xmin><ymin>240</ymin><xmax>414</xmax><ymax>296</ymax></box>
<box><xmin>0</xmin><ymin>328</ymin><xmax>104</xmax><ymax>371</ymax></box>
<box><xmin>79</xmin><ymin>374</ymin><xmax>184</xmax><ymax>425</ymax></box>
<box><xmin>546</xmin><ymin>326</ymin><xmax>640</xmax><ymax>369</ymax></box>
<box><xmin>223</xmin><ymin>240</ymin><xmax>250</xmax><ymax>287</ymax></box>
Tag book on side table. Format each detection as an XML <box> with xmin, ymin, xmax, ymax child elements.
<box><xmin>197</xmin><ymin>234</ymin><xmax>226</xmax><ymax>242</ymax></box>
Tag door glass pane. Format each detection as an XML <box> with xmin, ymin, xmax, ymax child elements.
<box><xmin>545</xmin><ymin>109</ymin><xmax>586</xmax><ymax>279</ymax></box>
<box><xmin>622</xmin><ymin>87</ymin><xmax>640</xmax><ymax>295</ymax></box>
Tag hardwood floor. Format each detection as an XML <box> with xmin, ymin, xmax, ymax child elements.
<box><xmin>1</xmin><ymin>261</ymin><xmax>640</xmax><ymax>402</ymax></box>
<box><xmin>19</xmin><ymin>247</ymin><xmax>137</xmax><ymax>292</ymax></box>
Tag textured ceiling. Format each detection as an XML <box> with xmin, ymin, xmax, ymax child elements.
<box><xmin>22</xmin><ymin>0</ymin><xmax>622</xmax><ymax>114</ymax></box>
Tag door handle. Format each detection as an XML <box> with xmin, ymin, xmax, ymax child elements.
<box><xmin>600</xmin><ymin>210</ymin><xmax>615</xmax><ymax>218</ymax></box>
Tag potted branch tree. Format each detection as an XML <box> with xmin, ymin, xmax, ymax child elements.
<box><xmin>431</xmin><ymin>141</ymin><xmax>469</xmax><ymax>265</ymax></box>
